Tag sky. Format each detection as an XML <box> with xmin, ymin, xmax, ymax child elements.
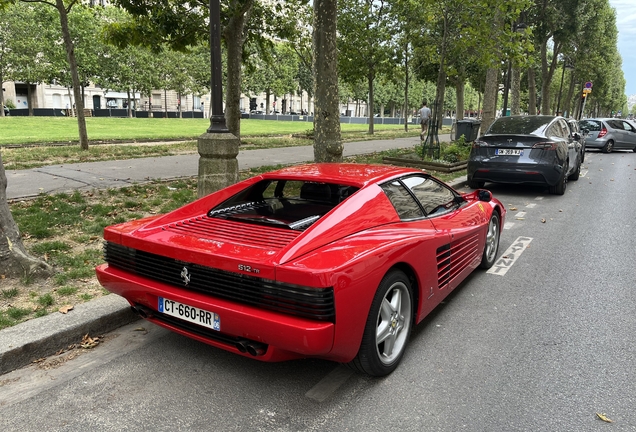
<box><xmin>609</xmin><ymin>0</ymin><xmax>636</xmax><ymax>96</ymax></box>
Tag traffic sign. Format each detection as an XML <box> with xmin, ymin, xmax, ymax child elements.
<box><xmin>583</xmin><ymin>88</ymin><xmax>592</xmax><ymax>94</ymax></box>
<box><xmin>585</xmin><ymin>81</ymin><xmax>593</xmax><ymax>89</ymax></box>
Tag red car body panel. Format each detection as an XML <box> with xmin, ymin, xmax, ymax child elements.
<box><xmin>96</xmin><ymin>163</ymin><xmax>505</xmax><ymax>364</ymax></box>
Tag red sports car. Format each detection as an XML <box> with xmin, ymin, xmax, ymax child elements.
<box><xmin>96</xmin><ymin>163</ymin><xmax>505</xmax><ymax>376</ymax></box>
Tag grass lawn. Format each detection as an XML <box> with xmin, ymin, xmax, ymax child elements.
<box><xmin>0</xmin><ymin>116</ymin><xmax>425</xmax><ymax>146</ymax></box>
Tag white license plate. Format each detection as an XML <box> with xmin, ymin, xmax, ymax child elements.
<box><xmin>158</xmin><ymin>297</ymin><xmax>221</xmax><ymax>331</ymax></box>
<box><xmin>496</xmin><ymin>149</ymin><xmax>523</xmax><ymax>156</ymax></box>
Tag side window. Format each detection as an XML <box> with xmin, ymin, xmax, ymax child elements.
<box><xmin>609</xmin><ymin>120</ymin><xmax>624</xmax><ymax>130</ymax></box>
<box><xmin>622</xmin><ymin>121</ymin><xmax>633</xmax><ymax>132</ymax></box>
<box><xmin>380</xmin><ymin>181</ymin><xmax>424</xmax><ymax>220</ymax></box>
<box><xmin>402</xmin><ymin>176</ymin><xmax>457</xmax><ymax>216</ymax></box>
<box><xmin>546</xmin><ymin>124</ymin><xmax>560</xmax><ymax>138</ymax></box>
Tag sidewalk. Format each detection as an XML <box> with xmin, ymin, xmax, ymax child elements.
<box><xmin>7</xmin><ymin>136</ymin><xmax>448</xmax><ymax>200</ymax></box>
<box><xmin>1</xmin><ymin>135</ymin><xmax>463</xmax><ymax>375</ymax></box>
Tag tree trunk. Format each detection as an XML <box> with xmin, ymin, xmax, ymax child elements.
<box><xmin>455</xmin><ymin>79</ymin><xmax>465</xmax><ymax>121</ymax></box>
<box><xmin>56</xmin><ymin>0</ymin><xmax>89</xmax><ymax>150</ymax></box>
<box><xmin>528</xmin><ymin>67</ymin><xmax>537</xmax><ymax>115</ymax></box>
<box><xmin>27</xmin><ymin>83</ymin><xmax>34</xmax><ymax>116</ymax></box>
<box><xmin>312</xmin><ymin>0</ymin><xmax>342</xmax><ymax>162</ymax></box>
<box><xmin>0</xmin><ymin>153</ymin><xmax>53</xmax><ymax>278</ymax></box>
<box><xmin>367</xmin><ymin>72</ymin><xmax>374</xmax><ymax>135</ymax></box>
<box><xmin>511</xmin><ymin>67</ymin><xmax>521</xmax><ymax>115</ymax></box>
<box><xmin>223</xmin><ymin>0</ymin><xmax>252</xmax><ymax>138</ymax></box>
<box><xmin>403</xmin><ymin>46</ymin><xmax>409</xmax><ymax>132</ymax></box>
<box><xmin>482</xmin><ymin>67</ymin><xmax>499</xmax><ymax>132</ymax></box>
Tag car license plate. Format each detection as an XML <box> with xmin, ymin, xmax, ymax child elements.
<box><xmin>496</xmin><ymin>148</ymin><xmax>523</xmax><ymax>156</ymax></box>
<box><xmin>158</xmin><ymin>297</ymin><xmax>221</xmax><ymax>331</ymax></box>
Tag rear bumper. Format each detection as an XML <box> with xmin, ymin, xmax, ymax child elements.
<box><xmin>468</xmin><ymin>161</ymin><xmax>563</xmax><ymax>186</ymax></box>
<box><xmin>96</xmin><ymin>264</ymin><xmax>336</xmax><ymax>362</ymax></box>
<box><xmin>584</xmin><ymin>138</ymin><xmax>607</xmax><ymax>149</ymax></box>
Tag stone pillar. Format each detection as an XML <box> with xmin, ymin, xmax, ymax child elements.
<box><xmin>197</xmin><ymin>132</ymin><xmax>240</xmax><ymax>198</ymax></box>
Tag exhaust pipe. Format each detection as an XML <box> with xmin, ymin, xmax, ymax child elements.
<box><xmin>245</xmin><ymin>342</ymin><xmax>266</xmax><ymax>357</ymax></box>
<box><xmin>134</xmin><ymin>305</ymin><xmax>153</xmax><ymax>319</ymax></box>
<box><xmin>235</xmin><ymin>340</ymin><xmax>248</xmax><ymax>353</ymax></box>
<box><xmin>235</xmin><ymin>340</ymin><xmax>267</xmax><ymax>356</ymax></box>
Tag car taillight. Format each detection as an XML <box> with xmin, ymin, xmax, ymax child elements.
<box><xmin>472</xmin><ymin>139</ymin><xmax>488</xmax><ymax>148</ymax></box>
<box><xmin>598</xmin><ymin>126</ymin><xmax>608</xmax><ymax>138</ymax></box>
<box><xmin>532</xmin><ymin>141</ymin><xmax>558</xmax><ymax>150</ymax></box>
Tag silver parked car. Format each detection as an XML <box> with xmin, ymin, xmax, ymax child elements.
<box><xmin>467</xmin><ymin>115</ymin><xmax>582</xmax><ymax>195</ymax></box>
<box><xmin>579</xmin><ymin>118</ymin><xmax>636</xmax><ymax>153</ymax></box>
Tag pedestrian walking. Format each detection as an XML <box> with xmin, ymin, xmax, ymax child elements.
<box><xmin>419</xmin><ymin>101</ymin><xmax>431</xmax><ymax>139</ymax></box>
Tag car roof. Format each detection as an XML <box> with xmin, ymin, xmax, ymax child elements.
<box><xmin>486</xmin><ymin>115</ymin><xmax>559</xmax><ymax>136</ymax></box>
<box><xmin>262</xmin><ymin>163</ymin><xmax>422</xmax><ymax>188</ymax></box>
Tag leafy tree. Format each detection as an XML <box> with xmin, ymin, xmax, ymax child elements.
<box><xmin>107</xmin><ymin>0</ymin><xmax>307</xmax><ymax>138</ymax></box>
<box><xmin>337</xmin><ymin>0</ymin><xmax>393</xmax><ymax>134</ymax></box>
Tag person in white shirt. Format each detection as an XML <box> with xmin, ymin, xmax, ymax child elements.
<box><xmin>419</xmin><ymin>101</ymin><xmax>431</xmax><ymax>138</ymax></box>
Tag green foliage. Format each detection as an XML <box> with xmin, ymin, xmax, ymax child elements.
<box><xmin>1</xmin><ymin>288</ymin><xmax>19</xmax><ymax>299</ymax></box>
<box><xmin>37</xmin><ymin>293</ymin><xmax>55</xmax><ymax>307</ymax></box>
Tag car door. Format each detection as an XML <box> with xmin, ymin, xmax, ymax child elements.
<box><xmin>607</xmin><ymin>119</ymin><xmax>628</xmax><ymax>149</ymax></box>
<box><xmin>400</xmin><ymin>175</ymin><xmax>487</xmax><ymax>291</ymax></box>
<box><xmin>620</xmin><ymin>120</ymin><xmax>636</xmax><ymax>150</ymax></box>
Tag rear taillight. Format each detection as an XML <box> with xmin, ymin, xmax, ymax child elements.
<box><xmin>532</xmin><ymin>141</ymin><xmax>558</xmax><ymax>150</ymax></box>
<box><xmin>598</xmin><ymin>126</ymin><xmax>608</xmax><ymax>138</ymax></box>
<box><xmin>472</xmin><ymin>139</ymin><xmax>488</xmax><ymax>148</ymax></box>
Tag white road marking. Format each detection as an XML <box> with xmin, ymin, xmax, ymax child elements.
<box><xmin>515</xmin><ymin>211</ymin><xmax>526</xmax><ymax>219</ymax></box>
<box><xmin>503</xmin><ymin>222</ymin><xmax>515</xmax><ymax>230</ymax></box>
<box><xmin>535</xmin><ymin>196</ymin><xmax>544</xmax><ymax>200</ymax></box>
<box><xmin>305</xmin><ymin>365</ymin><xmax>353</xmax><ymax>402</ymax></box>
<box><xmin>525</xmin><ymin>203</ymin><xmax>537</xmax><ymax>208</ymax></box>
<box><xmin>487</xmin><ymin>236</ymin><xmax>533</xmax><ymax>276</ymax></box>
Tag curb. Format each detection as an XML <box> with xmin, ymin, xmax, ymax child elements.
<box><xmin>0</xmin><ymin>295</ymin><xmax>138</xmax><ymax>375</ymax></box>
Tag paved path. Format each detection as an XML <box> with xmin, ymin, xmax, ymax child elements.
<box><xmin>6</xmin><ymin>136</ymin><xmax>450</xmax><ymax>200</ymax></box>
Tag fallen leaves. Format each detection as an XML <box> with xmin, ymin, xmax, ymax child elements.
<box><xmin>58</xmin><ymin>305</ymin><xmax>74</xmax><ymax>314</ymax></box>
<box><xmin>596</xmin><ymin>413</ymin><xmax>613</xmax><ymax>423</ymax></box>
<box><xmin>80</xmin><ymin>334</ymin><xmax>100</xmax><ymax>349</ymax></box>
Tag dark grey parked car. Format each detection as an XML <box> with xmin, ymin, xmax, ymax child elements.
<box><xmin>568</xmin><ymin>119</ymin><xmax>586</xmax><ymax>161</ymax></box>
<box><xmin>3</xmin><ymin>105</ymin><xmax>9</xmax><ymax>116</ymax></box>
<box><xmin>579</xmin><ymin>118</ymin><xmax>636</xmax><ymax>153</ymax></box>
<box><xmin>467</xmin><ymin>115</ymin><xmax>582</xmax><ymax>195</ymax></box>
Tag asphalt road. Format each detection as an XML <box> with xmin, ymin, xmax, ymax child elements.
<box><xmin>1</xmin><ymin>149</ymin><xmax>635</xmax><ymax>431</ymax></box>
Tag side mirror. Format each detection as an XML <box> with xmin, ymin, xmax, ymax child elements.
<box><xmin>573</xmin><ymin>132</ymin><xmax>581</xmax><ymax>141</ymax></box>
<box><xmin>477</xmin><ymin>189</ymin><xmax>492</xmax><ymax>202</ymax></box>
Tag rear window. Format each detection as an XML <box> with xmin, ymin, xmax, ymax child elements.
<box><xmin>208</xmin><ymin>180</ymin><xmax>359</xmax><ymax>231</ymax></box>
<box><xmin>487</xmin><ymin>116</ymin><xmax>553</xmax><ymax>135</ymax></box>
<box><xmin>579</xmin><ymin>120</ymin><xmax>601</xmax><ymax>131</ymax></box>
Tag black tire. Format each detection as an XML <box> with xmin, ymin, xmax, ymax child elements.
<box><xmin>479</xmin><ymin>212</ymin><xmax>500</xmax><ymax>269</ymax></box>
<box><xmin>632</xmin><ymin>146</ymin><xmax>636</xmax><ymax>153</ymax></box>
<box><xmin>581</xmin><ymin>145</ymin><xmax>586</xmax><ymax>161</ymax></box>
<box><xmin>568</xmin><ymin>159</ymin><xmax>581</xmax><ymax>181</ymax></box>
<box><xmin>468</xmin><ymin>180</ymin><xmax>485</xmax><ymax>189</ymax></box>
<box><xmin>602</xmin><ymin>140</ymin><xmax>614</xmax><ymax>153</ymax></box>
<box><xmin>348</xmin><ymin>270</ymin><xmax>413</xmax><ymax>377</ymax></box>
<box><xmin>549</xmin><ymin>171</ymin><xmax>567</xmax><ymax>195</ymax></box>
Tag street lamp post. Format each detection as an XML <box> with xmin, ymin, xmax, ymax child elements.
<box><xmin>196</xmin><ymin>0</ymin><xmax>239</xmax><ymax>197</ymax></box>
<box><xmin>207</xmin><ymin>0</ymin><xmax>228</xmax><ymax>133</ymax></box>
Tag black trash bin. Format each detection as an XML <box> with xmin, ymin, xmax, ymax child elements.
<box><xmin>455</xmin><ymin>119</ymin><xmax>481</xmax><ymax>142</ymax></box>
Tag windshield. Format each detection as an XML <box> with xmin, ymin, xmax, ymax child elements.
<box><xmin>208</xmin><ymin>179</ymin><xmax>359</xmax><ymax>230</ymax></box>
<box><xmin>487</xmin><ymin>116</ymin><xmax>554</xmax><ymax>135</ymax></box>
<box><xmin>579</xmin><ymin>120</ymin><xmax>602</xmax><ymax>131</ymax></box>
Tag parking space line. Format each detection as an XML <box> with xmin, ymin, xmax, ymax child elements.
<box><xmin>305</xmin><ymin>365</ymin><xmax>353</xmax><ymax>402</ymax></box>
<box><xmin>487</xmin><ymin>236</ymin><xmax>533</xmax><ymax>276</ymax></box>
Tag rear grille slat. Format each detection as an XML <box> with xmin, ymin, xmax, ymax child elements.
<box><xmin>164</xmin><ymin>216</ymin><xmax>300</xmax><ymax>249</ymax></box>
<box><xmin>104</xmin><ymin>242</ymin><xmax>335</xmax><ymax>322</ymax></box>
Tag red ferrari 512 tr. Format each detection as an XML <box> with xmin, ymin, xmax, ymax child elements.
<box><xmin>96</xmin><ymin>163</ymin><xmax>506</xmax><ymax>376</ymax></box>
